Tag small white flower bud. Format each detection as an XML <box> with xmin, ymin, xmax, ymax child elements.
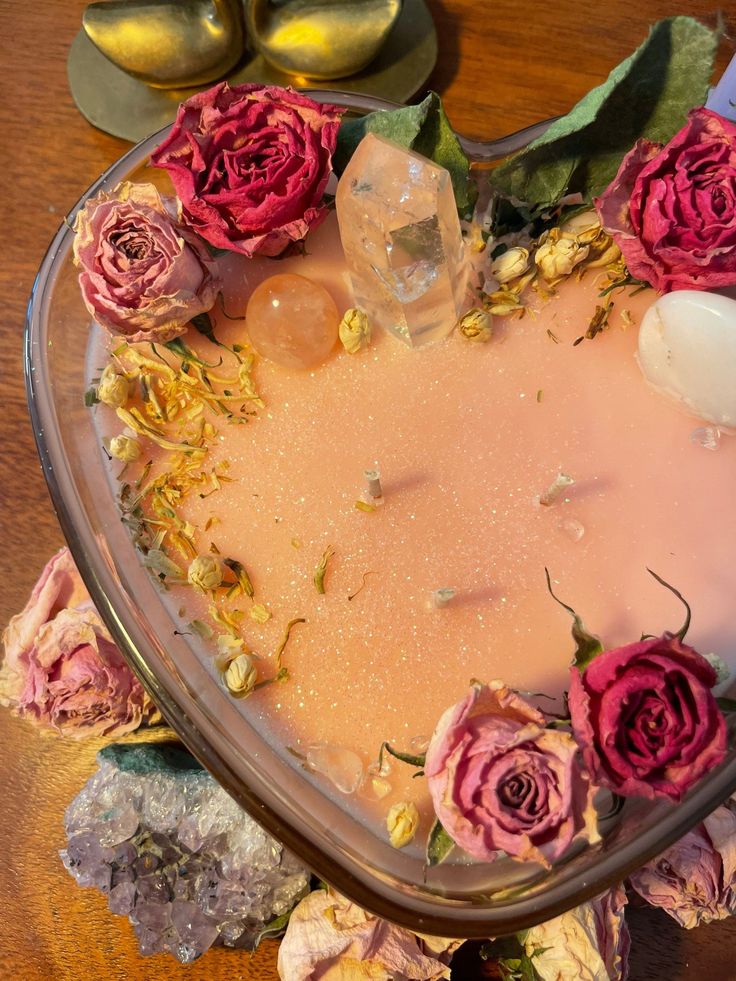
<box><xmin>338</xmin><ymin>308</ymin><xmax>371</xmax><ymax>354</ymax></box>
<box><xmin>187</xmin><ymin>554</ymin><xmax>223</xmax><ymax>592</ymax></box>
<box><xmin>386</xmin><ymin>800</ymin><xmax>420</xmax><ymax>849</ymax></box>
<box><xmin>492</xmin><ymin>246</ymin><xmax>530</xmax><ymax>284</ymax></box>
<box><xmin>535</xmin><ymin>238</ymin><xmax>589</xmax><ymax>282</ymax></box>
<box><xmin>457</xmin><ymin>307</ymin><xmax>493</xmax><ymax>342</ymax></box>
<box><xmin>108</xmin><ymin>434</ymin><xmax>141</xmax><ymax>462</ymax></box>
<box><xmin>97</xmin><ymin>364</ymin><xmax>129</xmax><ymax>408</ymax></box>
<box><xmin>225</xmin><ymin>652</ymin><xmax>258</xmax><ymax>698</ymax></box>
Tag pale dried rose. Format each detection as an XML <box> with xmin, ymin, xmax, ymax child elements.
<box><xmin>0</xmin><ymin>549</ymin><xmax>154</xmax><ymax>737</ymax></box>
<box><xmin>425</xmin><ymin>682</ymin><xmax>598</xmax><ymax>866</ymax></box>
<box><xmin>277</xmin><ymin>888</ymin><xmax>459</xmax><ymax>981</ymax></box>
<box><xmin>628</xmin><ymin>800</ymin><xmax>736</xmax><ymax>928</ymax></box>
<box><xmin>524</xmin><ymin>886</ymin><xmax>630</xmax><ymax>981</ymax></box>
<box><xmin>74</xmin><ymin>181</ymin><xmax>220</xmax><ymax>343</ymax></box>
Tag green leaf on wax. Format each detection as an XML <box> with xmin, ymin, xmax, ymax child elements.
<box><xmin>545</xmin><ymin>568</ymin><xmax>603</xmax><ymax>671</ymax></box>
<box><xmin>716</xmin><ymin>697</ymin><xmax>736</xmax><ymax>714</ymax></box>
<box><xmin>335</xmin><ymin>92</ymin><xmax>476</xmax><ymax>216</ymax></box>
<box><xmin>426</xmin><ymin>819</ymin><xmax>454</xmax><ymax>866</ymax></box>
<box><xmin>489</xmin><ymin>16</ymin><xmax>719</xmax><ymax>210</ymax></box>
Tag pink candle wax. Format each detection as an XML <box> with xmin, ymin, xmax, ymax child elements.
<box><xmin>92</xmin><ymin>212</ymin><xmax>736</xmax><ymax>815</ymax></box>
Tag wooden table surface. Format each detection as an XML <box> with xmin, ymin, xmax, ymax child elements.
<box><xmin>2</xmin><ymin>2</ymin><xmax>736</xmax><ymax>978</ymax></box>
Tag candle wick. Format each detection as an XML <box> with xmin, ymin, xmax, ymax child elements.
<box><xmin>539</xmin><ymin>471</ymin><xmax>574</xmax><ymax>507</ymax></box>
<box><xmin>364</xmin><ymin>468</ymin><xmax>383</xmax><ymax>500</ymax></box>
<box><xmin>431</xmin><ymin>587</ymin><xmax>456</xmax><ymax>609</ymax></box>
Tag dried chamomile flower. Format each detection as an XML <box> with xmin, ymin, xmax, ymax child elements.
<box><xmin>97</xmin><ymin>363</ymin><xmax>129</xmax><ymax>408</ymax></box>
<box><xmin>535</xmin><ymin>232</ymin><xmax>589</xmax><ymax>283</ymax></box>
<box><xmin>109</xmin><ymin>433</ymin><xmax>141</xmax><ymax>462</ymax></box>
<box><xmin>338</xmin><ymin>308</ymin><xmax>371</xmax><ymax>354</ymax></box>
<box><xmin>386</xmin><ymin>801</ymin><xmax>420</xmax><ymax>848</ymax></box>
<box><xmin>457</xmin><ymin>307</ymin><xmax>493</xmax><ymax>343</ymax></box>
<box><xmin>187</xmin><ymin>554</ymin><xmax>223</xmax><ymax>592</ymax></box>
<box><xmin>225</xmin><ymin>652</ymin><xmax>258</xmax><ymax>698</ymax></box>
<box><xmin>491</xmin><ymin>246</ymin><xmax>529</xmax><ymax>284</ymax></box>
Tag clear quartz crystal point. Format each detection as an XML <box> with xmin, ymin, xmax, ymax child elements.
<box><xmin>336</xmin><ymin>133</ymin><xmax>469</xmax><ymax>347</ymax></box>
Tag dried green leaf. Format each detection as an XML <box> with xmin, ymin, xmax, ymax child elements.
<box><xmin>335</xmin><ymin>92</ymin><xmax>475</xmax><ymax>215</ymax></box>
<box><xmin>545</xmin><ymin>568</ymin><xmax>603</xmax><ymax>670</ymax></box>
<box><xmin>314</xmin><ymin>545</ymin><xmax>335</xmax><ymax>594</ymax></box>
<box><xmin>426</xmin><ymin>819</ymin><xmax>454</xmax><ymax>866</ymax></box>
<box><xmin>490</xmin><ymin>17</ymin><xmax>719</xmax><ymax>209</ymax></box>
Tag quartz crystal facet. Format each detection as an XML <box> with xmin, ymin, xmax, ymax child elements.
<box><xmin>336</xmin><ymin>133</ymin><xmax>469</xmax><ymax>347</ymax></box>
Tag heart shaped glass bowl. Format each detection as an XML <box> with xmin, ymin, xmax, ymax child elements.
<box><xmin>25</xmin><ymin>92</ymin><xmax>736</xmax><ymax>937</ymax></box>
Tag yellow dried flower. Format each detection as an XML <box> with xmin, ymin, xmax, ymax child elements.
<box><xmin>492</xmin><ymin>246</ymin><xmax>530</xmax><ymax>284</ymax></box>
<box><xmin>224</xmin><ymin>652</ymin><xmax>258</xmax><ymax>698</ymax></box>
<box><xmin>97</xmin><ymin>363</ymin><xmax>129</xmax><ymax>408</ymax></box>
<box><xmin>187</xmin><ymin>554</ymin><xmax>223</xmax><ymax>592</ymax></box>
<box><xmin>536</xmin><ymin>237</ymin><xmax>589</xmax><ymax>282</ymax></box>
<box><xmin>338</xmin><ymin>308</ymin><xmax>371</xmax><ymax>354</ymax></box>
<box><xmin>386</xmin><ymin>801</ymin><xmax>420</xmax><ymax>848</ymax></box>
<box><xmin>109</xmin><ymin>434</ymin><xmax>141</xmax><ymax>462</ymax></box>
<box><xmin>249</xmin><ymin>603</ymin><xmax>272</xmax><ymax>624</ymax></box>
<box><xmin>457</xmin><ymin>307</ymin><xmax>493</xmax><ymax>342</ymax></box>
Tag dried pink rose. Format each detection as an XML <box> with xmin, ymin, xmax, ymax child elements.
<box><xmin>73</xmin><ymin>181</ymin><xmax>220</xmax><ymax>342</ymax></box>
<box><xmin>595</xmin><ymin>108</ymin><xmax>736</xmax><ymax>292</ymax></box>
<box><xmin>150</xmin><ymin>83</ymin><xmax>343</xmax><ymax>257</ymax></box>
<box><xmin>424</xmin><ymin>682</ymin><xmax>598</xmax><ymax>866</ymax></box>
<box><xmin>524</xmin><ymin>886</ymin><xmax>630</xmax><ymax>981</ymax></box>
<box><xmin>0</xmin><ymin>549</ymin><xmax>154</xmax><ymax>737</ymax></box>
<box><xmin>568</xmin><ymin>634</ymin><xmax>727</xmax><ymax>801</ymax></box>
<box><xmin>277</xmin><ymin>887</ymin><xmax>459</xmax><ymax>981</ymax></box>
<box><xmin>629</xmin><ymin>800</ymin><xmax>736</xmax><ymax>928</ymax></box>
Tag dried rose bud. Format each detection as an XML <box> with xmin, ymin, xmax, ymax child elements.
<box><xmin>457</xmin><ymin>307</ymin><xmax>493</xmax><ymax>342</ymax></box>
<box><xmin>386</xmin><ymin>800</ymin><xmax>420</xmax><ymax>848</ymax></box>
<box><xmin>187</xmin><ymin>555</ymin><xmax>223</xmax><ymax>592</ymax></box>
<box><xmin>338</xmin><ymin>307</ymin><xmax>371</xmax><ymax>354</ymax></box>
<box><xmin>225</xmin><ymin>652</ymin><xmax>258</xmax><ymax>698</ymax></box>
<box><xmin>97</xmin><ymin>364</ymin><xmax>129</xmax><ymax>409</ymax></box>
<box><xmin>492</xmin><ymin>246</ymin><xmax>530</xmax><ymax>284</ymax></box>
<box><xmin>108</xmin><ymin>434</ymin><xmax>141</xmax><ymax>463</ymax></box>
<box><xmin>536</xmin><ymin>238</ymin><xmax>589</xmax><ymax>282</ymax></box>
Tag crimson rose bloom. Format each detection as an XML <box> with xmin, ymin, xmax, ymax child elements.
<box><xmin>74</xmin><ymin>182</ymin><xmax>220</xmax><ymax>342</ymax></box>
<box><xmin>569</xmin><ymin>634</ymin><xmax>727</xmax><ymax>801</ymax></box>
<box><xmin>425</xmin><ymin>682</ymin><xmax>598</xmax><ymax>866</ymax></box>
<box><xmin>150</xmin><ymin>83</ymin><xmax>343</xmax><ymax>257</ymax></box>
<box><xmin>595</xmin><ymin>108</ymin><xmax>736</xmax><ymax>292</ymax></box>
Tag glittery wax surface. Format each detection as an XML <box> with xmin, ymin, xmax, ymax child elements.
<box><xmin>90</xmin><ymin>212</ymin><xmax>736</xmax><ymax>817</ymax></box>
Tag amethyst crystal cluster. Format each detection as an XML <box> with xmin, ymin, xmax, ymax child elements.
<box><xmin>61</xmin><ymin>743</ymin><xmax>310</xmax><ymax>962</ymax></box>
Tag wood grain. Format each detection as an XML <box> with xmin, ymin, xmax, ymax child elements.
<box><xmin>1</xmin><ymin>2</ymin><xmax>735</xmax><ymax>978</ymax></box>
